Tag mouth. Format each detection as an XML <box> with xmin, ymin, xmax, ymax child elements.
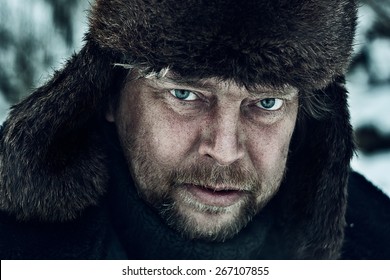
<box><xmin>183</xmin><ymin>184</ymin><xmax>245</xmax><ymax>207</ymax></box>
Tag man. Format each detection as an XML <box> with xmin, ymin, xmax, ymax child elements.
<box><xmin>0</xmin><ymin>0</ymin><xmax>389</xmax><ymax>259</ymax></box>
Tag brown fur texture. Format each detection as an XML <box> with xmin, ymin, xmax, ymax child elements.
<box><xmin>90</xmin><ymin>0</ymin><xmax>356</xmax><ymax>90</ymax></box>
<box><xmin>0</xmin><ymin>0</ymin><xmax>357</xmax><ymax>258</ymax></box>
<box><xmin>0</xmin><ymin>42</ymin><xmax>112</xmax><ymax>221</ymax></box>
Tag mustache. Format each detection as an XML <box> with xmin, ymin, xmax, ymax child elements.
<box><xmin>168</xmin><ymin>162</ymin><xmax>261</xmax><ymax>192</ymax></box>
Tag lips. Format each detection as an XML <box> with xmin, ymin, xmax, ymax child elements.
<box><xmin>184</xmin><ymin>184</ymin><xmax>244</xmax><ymax>207</ymax></box>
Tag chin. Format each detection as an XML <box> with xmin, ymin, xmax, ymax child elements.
<box><xmin>160</xmin><ymin>195</ymin><xmax>255</xmax><ymax>242</ymax></box>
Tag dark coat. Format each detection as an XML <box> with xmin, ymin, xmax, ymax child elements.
<box><xmin>0</xmin><ymin>142</ymin><xmax>389</xmax><ymax>259</ymax></box>
<box><xmin>2</xmin><ymin>0</ymin><xmax>384</xmax><ymax>259</ymax></box>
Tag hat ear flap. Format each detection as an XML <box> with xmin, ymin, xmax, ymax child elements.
<box><xmin>274</xmin><ymin>77</ymin><xmax>355</xmax><ymax>258</ymax></box>
<box><xmin>0</xmin><ymin>41</ymin><xmax>115</xmax><ymax>221</ymax></box>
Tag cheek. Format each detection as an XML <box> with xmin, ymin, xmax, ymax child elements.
<box><xmin>246</xmin><ymin>118</ymin><xmax>296</xmax><ymax>174</ymax></box>
<box><xmin>115</xmin><ymin>87</ymin><xmax>202</xmax><ymax>166</ymax></box>
<box><xmin>138</xmin><ymin>107</ymin><xmax>201</xmax><ymax>165</ymax></box>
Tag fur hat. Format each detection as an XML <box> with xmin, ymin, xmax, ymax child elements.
<box><xmin>0</xmin><ymin>0</ymin><xmax>357</xmax><ymax>259</ymax></box>
<box><xmin>90</xmin><ymin>0</ymin><xmax>356</xmax><ymax>90</ymax></box>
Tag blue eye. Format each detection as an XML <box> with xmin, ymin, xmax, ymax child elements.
<box><xmin>170</xmin><ymin>89</ymin><xmax>198</xmax><ymax>101</ymax></box>
<box><xmin>256</xmin><ymin>98</ymin><xmax>283</xmax><ymax>111</ymax></box>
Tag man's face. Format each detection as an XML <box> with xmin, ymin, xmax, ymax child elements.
<box><xmin>107</xmin><ymin>71</ymin><xmax>298</xmax><ymax>242</ymax></box>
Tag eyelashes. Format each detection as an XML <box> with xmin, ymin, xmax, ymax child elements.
<box><xmin>255</xmin><ymin>98</ymin><xmax>284</xmax><ymax>111</ymax></box>
<box><xmin>169</xmin><ymin>88</ymin><xmax>285</xmax><ymax>112</ymax></box>
<box><xmin>169</xmin><ymin>89</ymin><xmax>199</xmax><ymax>101</ymax></box>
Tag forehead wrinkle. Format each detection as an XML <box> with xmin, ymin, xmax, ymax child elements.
<box><xmin>158</xmin><ymin>75</ymin><xmax>218</xmax><ymax>92</ymax></box>
<box><xmin>155</xmin><ymin>70</ymin><xmax>298</xmax><ymax>98</ymax></box>
<box><xmin>249</xmin><ymin>85</ymin><xmax>299</xmax><ymax>99</ymax></box>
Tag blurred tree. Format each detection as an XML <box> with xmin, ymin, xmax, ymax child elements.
<box><xmin>0</xmin><ymin>0</ymin><xmax>88</xmax><ymax>103</ymax></box>
<box><xmin>43</xmin><ymin>0</ymin><xmax>80</xmax><ymax>46</ymax></box>
<box><xmin>349</xmin><ymin>0</ymin><xmax>390</xmax><ymax>154</ymax></box>
<box><xmin>350</xmin><ymin>0</ymin><xmax>390</xmax><ymax>84</ymax></box>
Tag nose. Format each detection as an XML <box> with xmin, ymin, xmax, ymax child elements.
<box><xmin>198</xmin><ymin>109</ymin><xmax>245</xmax><ymax>166</ymax></box>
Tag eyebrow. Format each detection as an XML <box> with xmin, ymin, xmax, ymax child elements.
<box><xmin>159</xmin><ymin>75</ymin><xmax>218</xmax><ymax>91</ymax></box>
<box><xmin>154</xmin><ymin>72</ymin><xmax>298</xmax><ymax>98</ymax></box>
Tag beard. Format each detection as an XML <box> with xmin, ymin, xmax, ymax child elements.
<box><xmin>148</xmin><ymin>163</ymin><xmax>261</xmax><ymax>242</ymax></box>
<box><xmin>117</xmin><ymin>130</ymin><xmax>284</xmax><ymax>243</ymax></box>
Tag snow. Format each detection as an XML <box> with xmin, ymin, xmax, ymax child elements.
<box><xmin>352</xmin><ymin>151</ymin><xmax>390</xmax><ymax>197</ymax></box>
<box><xmin>353</xmin><ymin>4</ymin><xmax>376</xmax><ymax>54</ymax></box>
<box><xmin>347</xmin><ymin>70</ymin><xmax>390</xmax><ymax>133</ymax></box>
<box><xmin>0</xmin><ymin>94</ymin><xmax>10</xmax><ymax>124</ymax></box>
<box><xmin>346</xmin><ymin>4</ymin><xmax>390</xmax><ymax>198</ymax></box>
<box><xmin>368</xmin><ymin>39</ymin><xmax>390</xmax><ymax>82</ymax></box>
<box><xmin>347</xmin><ymin>72</ymin><xmax>390</xmax><ymax>197</ymax></box>
<box><xmin>0</xmin><ymin>0</ymin><xmax>89</xmax><ymax>90</ymax></box>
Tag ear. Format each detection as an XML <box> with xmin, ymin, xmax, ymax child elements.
<box><xmin>0</xmin><ymin>39</ymin><xmax>117</xmax><ymax>221</ymax></box>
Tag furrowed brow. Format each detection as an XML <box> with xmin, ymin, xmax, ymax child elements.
<box><xmin>248</xmin><ymin>86</ymin><xmax>299</xmax><ymax>99</ymax></box>
<box><xmin>159</xmin><ymin>76</ymin><xmax>218</xmax><ymax>91</ymax></box>
<box><xmin>156</xmin><ymin>71</ymin><xmax>298</xmax><ymax>98</ymax></box>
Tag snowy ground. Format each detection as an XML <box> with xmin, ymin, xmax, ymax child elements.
<box><xmin>352</xmin><ymin>151</ymin><xmax>390</xmax><ymax>197</ymax></box>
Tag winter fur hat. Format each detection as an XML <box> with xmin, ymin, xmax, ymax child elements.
<box><xmin>0</xmin><ymin>0</ymin><xmax>357</xmax><ymax>259</ymax></box>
